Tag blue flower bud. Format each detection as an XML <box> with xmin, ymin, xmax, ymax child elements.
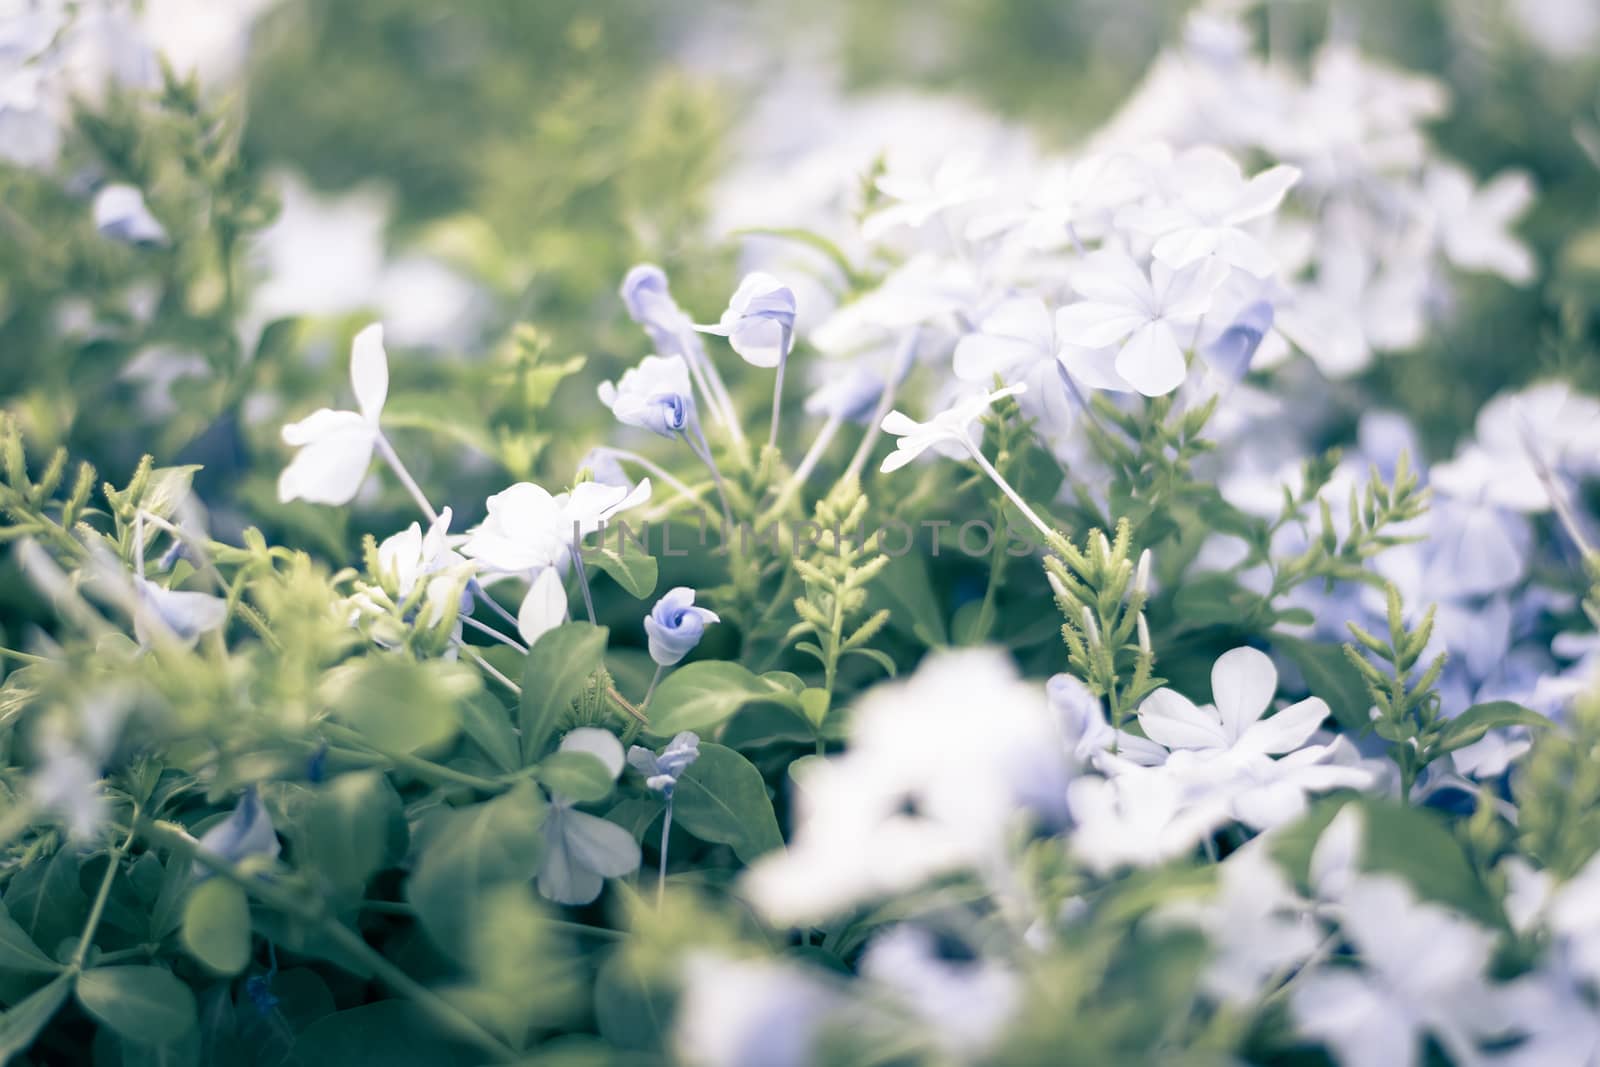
<box><xmin>644</xmin><ymin>587</ymin><xmax>720</xmax><ymax>667</ymax></box>
<box><xmin>627</xmin><ymin>731</ymin><xmax>701</xmax><ymax>796</ymax></box>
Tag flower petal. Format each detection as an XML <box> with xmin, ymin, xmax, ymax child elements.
<box><xmin>350</xmin><ymin>323</ymin><xmax>388</xmax><ymax>423</ymax></box>
<box><xmin>1114</xmin><ymin>322</ymin><xmax>1188</xmax><ymax>397</ymax></box>
<box><xmin>517</xmin><ymin>567</ymin><xmax>569</xmax><ymax>646</ymax></box>
<box><xmin>1237</xmin><ymin>697</ymin><xmax>1329</xmax><ymax>756</ymax></box>
<box><xmin>1137</xmin><ymin>688</ymin><xmax>1227</xmax><ymax>751</ymax></box>
<box><xmin>1210</xmin><ymin>647</ymin><xmax>1277</xmax><ymax>742</ymax></box>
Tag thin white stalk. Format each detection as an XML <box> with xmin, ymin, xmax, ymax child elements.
<box><xmin>683</xmin><ymin>423</ymin><xmax>734</xmax><ymax>527</ymax></box>
<box><xmin>569</xmin><ymin>545</ymin><xmax>597</xmax><ymax>625</ymax></box>
<box><xmin>844</xmin><ymin>327</ymin><xmax>920</xmax><ymax>482</ymax></box>
<box><xmin>643</xmin><ymin>662</ymin><xmax>666</xmax><ymax>707</ymax></box>
<box><xmin>460</xmin><ymin>613</ymin><xmax>528</xmax><ymax>654</ymax></box>
<box><xmin>461</xmin><ymin>644</ymin><xmax>520</xmax><ymax>695</ymax></box>
<box><xmin>767</xmin><ymin>325</ymin><xmax>792</xmax><ymax>451</ymax></box>
<box><xmin>657</xmin><ymin>799</ymin><xmax>674</xmax><ymax>903</ymax></box>
<box><xmin>686</xmin><ymin>331</ymin><xmax>745</xmax><ymax>449</ymax></box>
<box><xmin>599</xmin><ymin>448</ymin><xmax>706</xmax><ymax>506</ymax></box>
<box><xmin>375</xmin><ymin>433</ymin><xmax>440</xmax><ymax>523</ymax></box>
<box><xmin>964</xmin><ymin>440</ymin><xmax>1057</xmax><ymax>542</ymax></box>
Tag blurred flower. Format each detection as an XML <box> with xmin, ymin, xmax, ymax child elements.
<box><xmin>598</xmin><ymin>354</ymin><xmax>696</xmax><ymax>438</ymax></box>
<box><xmin>860</xmin><ymin>925</ymin><xmax>1019</xmax><ymax>1056</ymax></box>
<box><xmin>1047</xmin><ymin>673</ymin><xmax>1165</xmax><ymax>768</ymax></box>
<box><xmin>863</xmin><ymin>153</ymin><xmax>995</xmax><ymax>240</ymax></box>
<box><xmin>1202</xmin><ymin>300</ymin><xmax>1274</xmax><ymax>381</ymax></box>
<box><xmin>1066</xmin><ymin>766</ymin><xmax>1230</xmax><ymax>874</ymax></box>
<box><xmin>628</xmin><ymin>731</ymin><xmax>701</xmax><ymax>796</ymax></box>
<box><xmin>621</xmin><ymin>264</ymin><xmax>697</xmax><ymax>357</ymax></box>
<box><xmin>135</xmin><ymin>577</ymin><xmax>227</xmax><ymax>645</ymax></box>
<box><xmin>675</xmin><ymin>953</ymin><xmax>843</xmax><ymax>1067</ymax></box>
<box><xmin>1290</xmin><ymin>876</ymin><xmax>1508</xmax><ymax>1067</ymax></box>
<box><xmin>1422</xmin><ymin>163</ymin><xmax>1536</xmax><ymax>284</ymax></box>
<box><xmin>194</xmin><ymin>787</ymin><xmax>281</xmax><ymax>877</ymax></box>
<box><xmin>1122</xmin><ymin>146</ymin><xmax>1300</xmax><ymax>277</ymax></box>
<box><xmin>644</xmin><ymin>587</ymin><xmax>719</xmax><ymax>667</ymax></box>
<box><xmin>879</xmin><ymin>384</ymin><xmax>1026</xmax><ymax>473</ymax></box>
<box><xmin>1056</xmin><ymin>251</ymin><xmax>1228</xmax><ymax>396</ymax></box>
<box><xmin>92</xmin><ymin>183</ymin><xmax>167</xmax><ymax>245</ymax></box>
<box><xmin>696</xmin><ymin>272</ymin><xmax>797</xmax><ymax>368</ymax></box>
<box><xmin>537</xmin><ymin>728</ymin><xmax>640</xmax><ymax>905</ymax></box>
<box><xmin>278</xmin><ymin>323</ymin><xmax>388</xmax><ymax>506</ymax></box>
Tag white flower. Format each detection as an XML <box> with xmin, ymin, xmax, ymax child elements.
<box><xmin>1159</xmin><ymin>844</ymin><xmax>1319</xmax><ymax>1004</ymax></box>
<box><xmin>135</xmin><ymin>578</ymin><xmax>228</xmax><ymax>645</ymax></box>
<box><xmin>377</xmin><ymin>507</ymin><xmax>466</xmax><ymax>601</ymax></box>
<box><xmin>1290</xmin><ymin>875</ymin><xmax>1509</xmax><ymax>1067</ymax></box>
<box><xmin>675</xmin><ymin>953</ymin><xmax>843</xmax><ymax>1067</ymax></box>
<box><xmin>878</xmin><ymin>384</ymin><xmax>1026</xmax><ymax>474</ymax></box>
<box><xmin>696</xmin><ymin>272</ymin><xmax>797</xmax><ymax>368</ymax></box>
<box><xmin>860</xmin><ymin>925</ymin><xmax>1019</xmax><ymax>1056</ymax></box>
<box><xmin>1055</xmin><ymin>251</ymin><xmax>1228</xmax><ymax>396</ymax></box>
<box><xmin>862</xmin><ymin>153</ymin><xmax>995</xmax><ymax>240</ymax></box>
<box><xmin>30</xmin><ymin>738</ymin><xmax>107</xmax><ymax>840</ymax></box>
<box><xmin>462</xmin><ymin>479</ymin><xmax>650</xmax><ymax>644</ymax></box>
<box><xmin>1137</xmin><ymin>647</ymin><xmax>1329</xmax><ymax>758</ymax></box>
<box><xmin>951</xmin><ymin>297</ymin><xmax>1130</xmax><ymax>431</ymax></box>
<box><xmin>1422</xmin><ymin>163</ymin><xmax>1536</xmax><ymax>284</ymax></box>
<box><xmin>743</xmin><ymin>649</ymin><xmax>1069</xmax><ymax>924</ymax></box>
<box><xmin>1066</xmin><ymin>766</ymin><xmax>1230</xmax><ymax>875</ymax></box>
<box><xmin>536</xmin><ymin>729</ymin><xmax>641</xmax><ymax>905</ymax></box>
<box><xmin>1121</xmin><ymin>146</ymin><xmax>1301</xmax><ymax>277</ymax></box>
<box><xmin>277</xmin><ymin>323</ymin><xmax>388</xmax><ymax>506</ymax></box>
<box><xmin>1047</xmin><ymin>673</ymin><xmax>1165</xmax><ymax>768</ymax></box>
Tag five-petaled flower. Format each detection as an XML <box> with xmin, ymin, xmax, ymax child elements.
<box><xmin>278</xmin><ymin>323</ymin><xmax>389</xmax><ymax>505</ymax></box>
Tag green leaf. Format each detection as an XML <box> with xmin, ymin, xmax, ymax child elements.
<box><xmin>4</xmin><ymin>849</ymin><xmax>86</xmax><ymax>956</ymax></box>
<box><xmin>874</xmin><ymin>555</ymin><xmax>947</xmax><ymax>647</ymax></box>
<box><xmin>0</xmin><ymin>972</ymin><xmax>72</xmax><ymax>1062</ymax></box>
<box><xmin>592</xmin><ymin>951</ymin><xmax>672</xmax><ymax>1053</ymax></box>
<box><xmin>405</xmin><ymin>781</ymin><xmax>547</xmax><ymax>960</ymax></box>
<box><xmin>328</xmin><ymin>657</ymin><xmax>467</xmax><ymax>754</ymax></box>
<box><xmin>1271</xmin><ymin>797</ymin><xmax>1500</xmax><ymax>926</ymax></box>
<box><xmin>673</xmin><ymin>743</ymin><xmax>784</xmax><ymax>863</ymax></box>
<box><xmin>138</xmin><ymin>465</ymin><xmax>203</xmax><ymax>521</ymax></box>
<box><xmin>519</xmin><ymin>622</ymin><xmax>609</xmax><ymax>763</ymax></box>
<box><xmin>456</xmin><ymin>691</ymin><xmax>520</xmax><ymax>773</ymax></box>
<box><xmin>581</xmin><ymin>538</ymin><xmax>658</xmax><ymax>600</ymax></box>
<box><xmin>1274</xmin><ymin>634</ymin><xmax>1374</xmax><ymax>733</ymax></box>
<box><xmin>180</xmin><ymin>880</ymin><xmax>251</xmax><ymax>976</ymax></box>
<box><xmin>295</xmin><ymin>1001</ymin><xmax>478</xmax><ymax>1067</ymax></box>
<box><xmin>1173</xmin><ymin>572</ymin><xmax>1266</xmax><ymax>626</ymax></box>
<box><xmin>297</xmin><ymin>772</ymin><xmax>403</xmax><ymax>895</ymax></box>
<box><xmin>842</xmin><ymin>646</ymin><xmax>896</xmax><ymax>677</ymax></box>
<box><xmin>538</xmin><ymin>751</ymin><xmax>616</xmax><ymax>803</ymax></box>
<box><xmin>0</xmin><ymin>901</ymin><xmax>62</xmax><ymax>976</ymax></box>
<box><xmin>647</xmin><ymin>662</ymin><xmax>800</xmax><ymax>737</ymax></box>
<box><xmin>1434</xmin><ymin>701</ymin><xmax>1553</xmax><ymax>755</ymax></box>
<box><xmin>76</xmin><ymin>967</ymin><xmax>197</xmax><ymax>1046</ymax></box>
<box><xmin>798</xmin><ymin>688</ymin><xmax>829</xmax><ymax>729</ymax></box>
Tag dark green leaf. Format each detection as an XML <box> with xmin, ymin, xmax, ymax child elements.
<box><xmin>456</xmin><ymin>691</ymin><xmax>520</xmax><ymax>773</ymax></box>
<box><xmin>1274</xmin><ymin>634</ymin><xmax>1374</xmax><ymax>733</ymax></box>
<box><xmin>673</xmin><ymin>743</ymin><xmax>784</xmax><ymax>863</ymax></box>
<box><xmin>294</xmin><ymin>1001</ymin><xmax>478</xmax><ymax>1067</ymax></box>
<box><xmin>581</xmin><ymin>538</ymin><xmax>658</xmax><ymax>600</ymax></box>
<box><xmin>0</xmin><ymin>901</ymin><xmax>61</xmax><ymax>976</ymax></box>
<box><xmin>298</xmin><ymin>772</ymin><xmax>403</xmax><ymax>895</ymax></box>
<box><xmin>874</xmin><ymin>555</ymin><xmax>947</xmax><ymax>647</ymax></box>
<box><xmin>0</xmin><ymin>972</ymin><xmax>72</xmax><ymax>1062</ymax></box>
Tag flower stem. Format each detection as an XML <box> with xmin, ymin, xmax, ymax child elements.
<box><xmin>768</xmin><ymin>325</ymin><xmax>792</xmax><ymax>451</ymax></box>
<box><xmin>460</xmin><ymin>613</ymin><xmax>529</xmax><ymax>654</ymax></box>
<box><xmin>70</xmin><ymin>823</ymin><xmax>138</xmax><ymax>970</ymax></box>
<box><xmin>682</xmin><ymin>424</ymin><xmax>734</xmax><ymax>527</ymax></box>
<box><xmin>569</xmin><ymin>546</ymin><xmax>597</xmax><ymax>625</ymax></box>
<box><xmin>657</xmin><ymin>799</ymin><xmax>674</xmax><ymax>904</ymax></box>
<box><xmin>844</xmin><ymin>327</ymin><xmax>919</xmax><ymax>482</ymax></box>
<box><xmin>643</xmin><ymin>663</ymin><xmax>666</xmax><ymax>708</ymax></box>
<box><xmin>964</xmin><ymin>441</ymin><xmax>1056</xmax><ymax>542</ymax></box>
<box><xmin>375</xmin><ymin>433</ymin><xmax>440</xmax><ymax>523</ymax></box>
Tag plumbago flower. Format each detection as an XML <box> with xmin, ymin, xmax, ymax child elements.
<box><xmin>644</xmin><ymin>587</ymin><xmax>719</xmax><ymax>667</ymax></box>
<box><xmin>462</xmin><ymin>478</ymin><xmax>650</xmax><ymax>643</ymax></box>
<box><xmin>597</xmin><ymin>354</ymin><xmax>696</xmax><ymax>438</ymax></box>
<box><xmin>628</xmin><ymin>732</ymin><xmax>701</xmax><ymax>796</ymax></box>
<box><xmin>1133</xmin><ymin>646</ymin><xmax>1372</xmax><ymax>829</ymax></box>
<box><xmin>193</xmin><ymin>787</ymin><xmax>281</xmax><ymax>878</ymax></box>
<box><xmin>278</xmin><ymin>323</ymin><xmax>389</xmax><ymax>505</ymax></box>
<box><xmin>696</xmin><ymin>272</ymin><xmax>797</xmax><ymax>369</ymax></box>
<box><xmin>743</xmin><ymin>649</ymin><xmax>1070</xmax><ymax>925</ymax></box>
<box><xmin>879</xmin><ymin>384</ymin><xmax>1026</xmax><ymax>473</ymax></box>
<box><xmin>1054</xmin><ymin>251</ymin><xmax>1229</xmax><ymax>396</ymax></box>
<box><xmin>537</xmin><ymin>728</ymin><xmax>641</xmax><ymax>905</ymax></box>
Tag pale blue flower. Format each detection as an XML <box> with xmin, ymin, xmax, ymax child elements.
<box><xmin>194</xmin><ymin>787</ymin><xmax>281</xmax><ymax>878</ymax></box>
<box><xmin>1203</xmin><ymin>300</ymin><xmax>1273</xmax><ymax>381</ymax></box>
<box><xmin>628</xmin><ymin>731</ymin><xmax>701</xmax><ymax>796</ymax></box>
<box><xmin>644</xmin><ymin>587</ymin><xmax>719</xmax><ymax>667</ymax></box>
<box><xmin>697</xmin><ymin>272</ymin><xmax>797</xmax><ymax>368</ymax></box>
<box><xmin>136</xmin><ymin>578</ymin><xmax>227</xmax><ymax>645</ymax></box>
<box><xmin>537</xmin><ymin>729</ymin><xmax>641</xmax><ymax>905</ymax></box>
<box><xmin>93</xmin><ymin>183</ymin><xmax>167</xmax><ymax>245</ymax></box>
<box><xmin>621</xmin><ymin>264</ymin><xmax>697</xmax><ymax>358</ymax></box>
<box><xmin>597</xmin><ymin>354</ymin><xmax>696</xmax><ymax>438</ymax></box>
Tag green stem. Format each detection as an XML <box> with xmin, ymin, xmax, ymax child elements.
<box><xmin>318</xmin><ymin>723</ymin><xmax>507</xmax><ymax>794</ymax></box>
<box><xmin>70</xmin><ymin>824</ymin><xmax>139</xmax><ymax>971</ymax></box>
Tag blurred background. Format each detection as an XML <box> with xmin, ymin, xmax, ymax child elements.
<box><xmin>0</xmin><ymin>0</ymin><xmax>1596</xmax><ymax>561</ymax></box>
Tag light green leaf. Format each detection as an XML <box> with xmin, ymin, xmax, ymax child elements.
<box><xmin>647</xmin><ymin>662</ymin><xmax>800</xmax><ymax>737</ymax></box>
<box><xmin>75</xmin><ymin>966</ymin><xmax>197</xmax><ymax>1046</ymax></box>
<box><xmin>0</xmin><ymin>971</ymin><xmax>72</xmax><ymax>1062</ymax></box>
<box><xmin>538</xmin><ymin>751</ymin><xmax>616</xmax><ymax>803</ymax></box>
<box><xmin>405</xmin><ymin>781</ymin><xmax>547</xmax><ymax>961</ymax></box>
<box><xmin>673</xmin><ymin>743</ymin><xmax>784</xmax><ymax>864</ymax></box>
<box><xmin>327</xmin><ymin>657</ymin><xmax>468</xmax><ymax>754</ymax></box>
<box><xmin>520</xmin><ymin>622</ymin><xmax>609</xmax><ymax>763</ymax></box>
<box><xmin>297</xmin><ymin>772</ymin><xmax>403</xmax><ymax>895</ymax></box>
<box><xmin>1435</xmin><ymin>701</ymin><xmax>1553</xmax><ymax>755</ymax></box>
<box><xmin>581</xmin><ymin>538</ymin><xmax>658</xmax><ymax>600</ymax></box>
<box><xmin>180</xmin><ymin>880</ymin><xmax>251</xmax><ymax>976</ymax></box>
